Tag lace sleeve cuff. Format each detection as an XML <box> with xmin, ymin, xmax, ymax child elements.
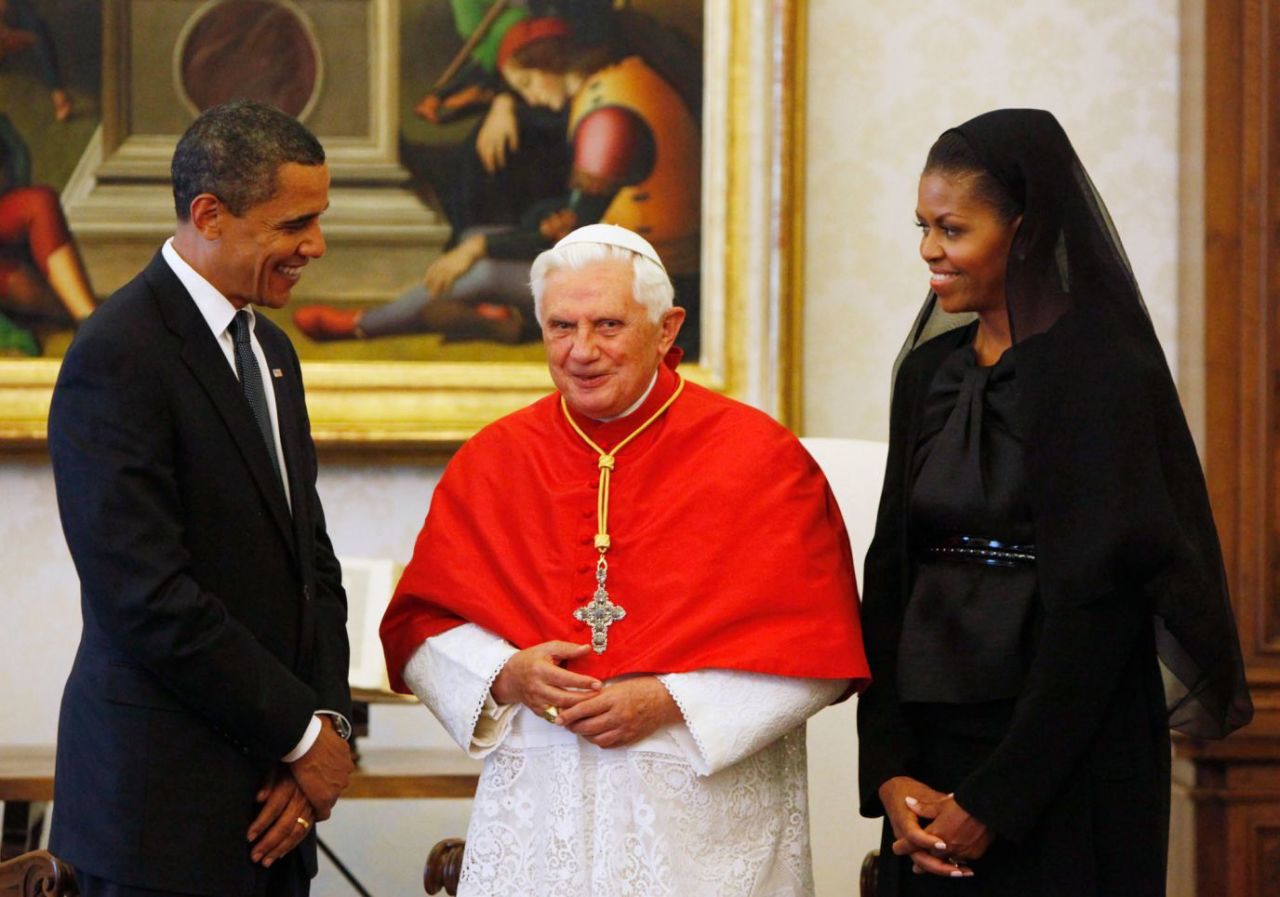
<box><xmin>401</xmin><ymin>623</ymin><xmax>519</xmax><ymax>757</ymax></box>
<box><xmin>658</xmin><ymin>670</ymin><xmax>849</xmax><ymax>776</ymax></box>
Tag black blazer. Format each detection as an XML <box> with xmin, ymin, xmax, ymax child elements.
<box><xmin>856</xmin><ymin>325</ymin><xmax>1171</xmax><ymax>896</ymax></box>
<box><xmin>47</xmin><ymin>251</ymin><xmax>350</xmax><ymax>895</ymax></box>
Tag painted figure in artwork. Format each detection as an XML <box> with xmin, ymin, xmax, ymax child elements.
<box><xmin>0</xmin><ymin>0</ymin><xmax>72</xmax><ymax>121</ymax></box>
<box><xmin>0</xmin><ymin>113</ymin><xmax>95</xmax><ymax>355</ymax></box>
<box><xmin>294</xmin><ymin>11</ymin><xmax>703</xmax><ymax>353</ymax></box>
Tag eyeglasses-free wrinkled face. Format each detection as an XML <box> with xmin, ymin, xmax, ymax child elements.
<box><xmin>540</xmin><ymin>258</ymin><xmax>682</xmax><ymax>420</ymax></box>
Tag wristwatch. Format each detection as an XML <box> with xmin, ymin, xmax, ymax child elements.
<box><xmin>321</xmin><ymin>712</ymin><xmax>352</xmax><ymax>741</ymax></box>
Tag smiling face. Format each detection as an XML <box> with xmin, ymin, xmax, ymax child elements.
<box><xmin>210</xmin><ymin>161</ymin><xmax>329</xmax><ymax>309</ymax></box>
<box><xmin>916</xmin><ymin>171</ymin><xmax>1021</xmax><ymax>317</ymax></box>
<box><xmin>541</xmin><ymin>257</ymin><xmax>684</xmax><ymax>420</ymax></box>
<box><xmin>500</xmin><ymin>61</ymin><xmax>571</xmax><ymax>111</ymax></box>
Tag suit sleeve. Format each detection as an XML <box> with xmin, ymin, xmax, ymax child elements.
<box><xmin>856</xmin><ymin>353</ymin><xmax>926</xmax><ymax>818</ymax></box>
<box><xmin>48</xmin><ymin>329</ymin><xmax>318</xmax><ymax>761</ymax></box>
<box><xmin>290</xmin><ymin>344</ymin><xmax>352</xmax><ymax>720</ymax></box>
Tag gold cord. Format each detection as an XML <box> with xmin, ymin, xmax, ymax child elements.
<box><xmin>560</xmin><ymin>376</ymin><xmax>685</xmax><ymax>554</ymax></box>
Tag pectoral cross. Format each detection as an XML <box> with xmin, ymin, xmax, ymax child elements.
<box><xmin>560</xmin><ymin>377</ymin><xmax>684</xmax><ymax>657</ymax></box>
<box><xmin>574</xmin><ymin>558</ymin><xmax>626</xmax><ymax>653</ymax></box>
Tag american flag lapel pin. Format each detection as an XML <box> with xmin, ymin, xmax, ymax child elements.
<box><xmin>272</xmin><ymin>368</ymin><xmax>284</xmax><ymax>379</ymax></box>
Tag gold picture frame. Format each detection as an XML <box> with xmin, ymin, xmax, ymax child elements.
<box><xmin>0</xmin><ymin>0</ymin><xmax>805</xmax><ymax>451</ymax></box>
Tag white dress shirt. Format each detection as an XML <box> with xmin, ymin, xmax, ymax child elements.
<box><xmin>162</xmin><ymin>238</ymin><xmax>292</xmax><ymax>508</ymax></box>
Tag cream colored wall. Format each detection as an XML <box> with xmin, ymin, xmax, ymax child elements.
<box><xmin>804</xmin><ymin>0</ymin><xmax>1182</xmax><ymax>441</ymax></box>
<box><xmin>0</xmin><ymin>2</ymin><xmax>1187</xmax><ymax>895</ymax></box>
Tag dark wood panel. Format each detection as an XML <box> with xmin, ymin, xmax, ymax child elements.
<box><xmin>1189</xmin><ymin>1</ymin><xmax>1280</xmax><ymax>895</ymax></box>
<box><xmin>1267</xmin><ymin>0</ymin><xmax>1280</xmax><ymax>656</ymax></box>
<box><xmin>1259</xmin><ymin>824</ymin><xmax>1280</xmax><ymax>897</ymax></box>
<box><xmin>1204</xmin><ymin>0</ymin><xmax>1280</xmax><ymax>709</ymax></box>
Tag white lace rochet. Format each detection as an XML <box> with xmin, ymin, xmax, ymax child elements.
<box><xmin>404</xmin><ymin>624</ymin><xmax>848</xmax><ymax>897</ymax></box>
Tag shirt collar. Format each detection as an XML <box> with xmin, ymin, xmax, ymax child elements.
<box><xmin>161</xmin><ymin>237</ymin><xmax>252</xmax><ymax>338</ymax></box>
<box><xmin>592</xmin><ymin>370</ymin><xmax>659</xmax><ymax>423</ymax></box>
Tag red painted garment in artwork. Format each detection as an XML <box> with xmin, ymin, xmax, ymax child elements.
<box><xmin>0</xmin><ymin>185</ymin><xmax>72</xmax><ymax>284</ymax></box>
<box><xmin>381</xmin><ymin>355</ymin><xmax>870</xmax><ymax>691</ymax></box>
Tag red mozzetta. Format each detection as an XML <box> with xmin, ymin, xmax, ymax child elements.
<box><xmin>381</xmin><ymin>354</ymin><xmax>870</xmax><ymax>691</ymax></box>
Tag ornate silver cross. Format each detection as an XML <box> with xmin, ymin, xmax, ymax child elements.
<box><xmin>574</xmin><ymin>559</ymin><xmax>626</xmax><ymax>653</ymax></box>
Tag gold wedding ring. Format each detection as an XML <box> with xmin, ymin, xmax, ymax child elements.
<box><xmin>296</xmin><ymin>816</ymin><xmax>310</xmax><ymax>830</ymax></box>
<box><xmin>543</xmin><ymin>705</ymin><xmax>560</xmax><ymax>723</ymax></box>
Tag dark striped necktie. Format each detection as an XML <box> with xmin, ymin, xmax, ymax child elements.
<box><xmin>229</xmin><ymin>310</ymin><xmax>283</xmax><ymax>486</ymax></box>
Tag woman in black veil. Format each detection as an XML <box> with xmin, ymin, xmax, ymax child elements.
<box><xmin>856</xmin><ymin>108</ymin><xmax>1252</xmax><ymax>896</ymax></box>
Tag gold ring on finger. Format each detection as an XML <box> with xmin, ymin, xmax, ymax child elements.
<box><xmin>543</xmin><ymin>705</ymin><xmax>559</xmax><ymax>723</ymax></box>
<box><xmin>296</xmin><ymin>816</ymin><xmax>310</xmax><ymax>830</ymax></box>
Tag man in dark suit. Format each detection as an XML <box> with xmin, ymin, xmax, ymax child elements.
<box><xmin>47</xmin><ymin>100</ymin><xmax>355</xmax><ymax>897</ymax></box>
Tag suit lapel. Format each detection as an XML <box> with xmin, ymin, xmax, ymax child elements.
<box><xmin>144</xmin><ymin>254</ymin><xmax>297</xmax><ymax>556</ymax></box>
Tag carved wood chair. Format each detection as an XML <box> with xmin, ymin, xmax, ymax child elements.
<box><xmin>0</xmin><ymin>850</ymin><xmax>78</xmax><ymax>897</ymax></box>
<box><xmin>423</xmin><ymin>838</ymin><xmax>464</xmax><ymax>896</ymax></box>
<box><xmin>424</xmin><ymin>840</ymin><xmax>880</xmax><ymax>896</ymax></box>
<box><xmin>861</xmin><ymin>848</ymin><xmax>878</xmax><ymax>896</ymax></box>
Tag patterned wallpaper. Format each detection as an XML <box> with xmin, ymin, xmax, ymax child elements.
<box><xmin>803</xmin><ymin>0</ymin><xmax>1181</xmax><ymax>440</ymax></box>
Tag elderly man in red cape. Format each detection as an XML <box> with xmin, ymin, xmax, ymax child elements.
<box><xmin>380</xmin><ymin>223</ymin><xmax>869</xmax><ymax>897</ymax></box>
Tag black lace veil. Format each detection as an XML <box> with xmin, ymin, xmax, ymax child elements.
<box><xmin>898</xmin><ymin>109</ymin><xmax>1251</xmax><ymax>739</ymax></box>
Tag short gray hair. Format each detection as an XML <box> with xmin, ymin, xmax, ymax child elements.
<box><xmin>529</xmin><ymin>241</ymin><xmax>674</xmax><ymax>324</ymax></box>
<box><xmin>171</xmin><ymin>99</ymin><xmax>325</xmax><ymax>221</ymax></box>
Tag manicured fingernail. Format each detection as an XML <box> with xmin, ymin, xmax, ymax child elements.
<box><xmin>951</xmin><ymin>871</ymin><xmax>966</xmax><ymax>878</ymax></box>
<box><xmin>934</xmin><ymin>841</ymin><xmax>947</xmax><ymax>851</ymax></box>
<box><xmin>904</xmin><ymin>796</ymin><xmax>918</xmax><ymax>806</ymax></box>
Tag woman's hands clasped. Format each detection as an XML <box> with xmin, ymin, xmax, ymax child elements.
<box><xmin>881</xmin><ymin>776</ymin><xmax>992</xmax><ymax>878</ymax></box>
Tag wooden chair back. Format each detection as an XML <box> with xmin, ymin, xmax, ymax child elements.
<box><xmin>0</xmin><ymin>850</ymin><xmax>78</xmax><ymax>897</ymax></box>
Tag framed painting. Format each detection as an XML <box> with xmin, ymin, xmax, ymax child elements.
<box><xmin>0</xmin><ymin>0</ymin><xmax>805</xmax><ymax>450</ymax></box>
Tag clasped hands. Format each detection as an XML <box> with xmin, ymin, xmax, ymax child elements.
<box><xmin>247</xmin><ymin>719</ymin><xmax>354</xmax><ymax>867</ymax></box>
<box><xmin>491</xmin><ymin>640</ymin><xmax>682</xmax><ymax>749</ymax></box>
<box><xmin>880</xmin><ymin>776</ymin><xmax>993</xmax><ymax>878</ymax></box>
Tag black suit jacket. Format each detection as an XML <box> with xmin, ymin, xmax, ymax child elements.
<box><xmin>47</xmin><ymin>251</ymin><xmax>350</xmax><ymax>895</ymax></box>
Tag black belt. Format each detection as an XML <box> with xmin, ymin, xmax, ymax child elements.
<box><xmin>924</xmin><ymin>535</ymin><xmax>1036</xmax><ymax>567</ymax></box>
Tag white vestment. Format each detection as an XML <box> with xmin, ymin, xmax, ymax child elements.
<box><xmin>404</xmin><ymin>624</ymin><xmax>848</xmax><ymax>897</ymax></box>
